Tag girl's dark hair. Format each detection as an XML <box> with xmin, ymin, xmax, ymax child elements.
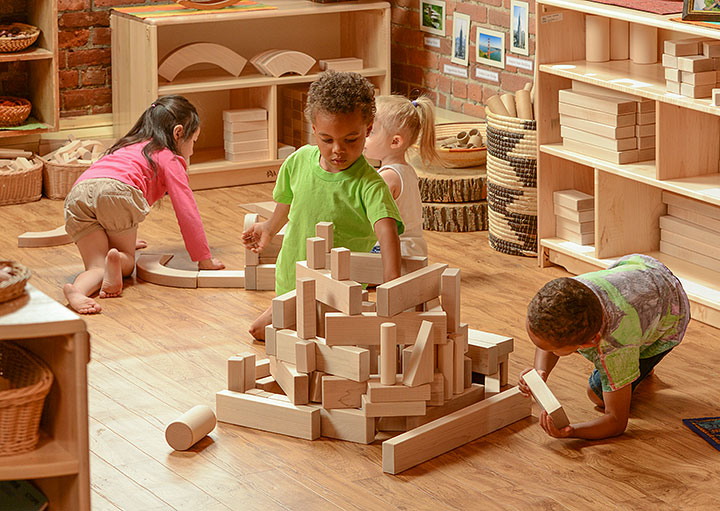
<box><xmin>107</xmin><ymin>95</ymin><xmax>200</xmax><ymax>175</ymax></box>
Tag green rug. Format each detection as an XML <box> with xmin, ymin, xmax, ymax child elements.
<box><xmin>683</xmin><ymin>417</ymin><xmax>720</xmax><ymax>451</ymax></box>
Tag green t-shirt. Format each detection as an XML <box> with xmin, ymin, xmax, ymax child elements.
<box><xmin>575</xmin><ymin>254</ymin><xmax>690</xmax><ymax>393</ymax></box>
<box><xmin>272</xmin><ymin>145</ymin><xmax>404</xmax><ymax>295</ymax></box>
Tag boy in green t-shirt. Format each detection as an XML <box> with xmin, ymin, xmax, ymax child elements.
<box><xmin>520</xmin><ymin>254</ymin><xmax>690</xmax><ymax>440</ymax></box>
<box><xmin>242</xmin><ymin>71</ymin><xmax>404</xmax><ymax>340</ymax></box>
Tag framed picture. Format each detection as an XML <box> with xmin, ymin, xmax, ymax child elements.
<box><xmin>476</xmin><ymin>27</ymin><xmax>505</xmax><ymax>69</ymax></box>
<box><xmin>420</xmin><ymin>0</ymin><xmax>446</xmax><ymax>36</ymax></box>
<box><xmin>451</xmin><ymin>12</ymin><xmax>471</xmax><ymax>66</ymax></box>
<box><xmin>510</xmin><ymin>0</ymin><xmax>529</xmax><ymax>56</ymax></box>
<box><xmin>683</xmin><ymin>0</ymin><xmax>720</xmax><ymax>21</ymax></box>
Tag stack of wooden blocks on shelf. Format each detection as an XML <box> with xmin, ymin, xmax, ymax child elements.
<box><xmin>223</xmin><ymin>108</ymin><xmax>269</xmax><ymax>163</ymax></box>
<box><xmin>559</xmin><ymin>81</ymin><xmax>655</xmax><ymax>165</ymax></box>
<box><xmin>553</xmin><ymin>189</ymin><xmax>594</xmax><ymax>246</ymax></box>
<box><xmin>217</xmin><ymin>222</ymin><xmax>530</xmax><ymax>474</ymax></box>
<box><xmin>281</xmin><ymin>85</ymin><xmax>314</xmax><ymax>149</ymax></box>
<box><xmin>659</xmin><ymin>191</ymin><xmax>720</xmax><ymax>272</ymax></box>
<box><xmin>662</xmin><ymin>38</ymin><xmax>720</xmax><ymax>99</ymax></box>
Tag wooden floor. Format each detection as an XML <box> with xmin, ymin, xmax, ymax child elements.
<box><xmin>2</xmin><ymin>183</ymin><xmax>719</xmax><ymax>511</ymax></box>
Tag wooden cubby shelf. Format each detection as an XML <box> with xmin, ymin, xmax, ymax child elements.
<box><xmin>538</xmin><ymin>0</ymin><xmax>720</xmax><ymax>328</ymax></box>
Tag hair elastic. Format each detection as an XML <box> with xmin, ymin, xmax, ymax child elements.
<box><xmin>411</xmin><ymin>100</ymin><xmax>419</xmax><ymax>107</ymax></box>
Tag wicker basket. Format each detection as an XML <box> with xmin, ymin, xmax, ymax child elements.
<box><xmin>0</xmin><ymin>342</ymin><xmax>53</xmax><ymax>456</ymax></box>
<box><xmin>485</xmin><ymin>109</ymin><xmax>538</xmax><ymax>257</ymax></box>
<box><xmin>0</xmin><ymin>23</ymin><xmax>40</xmax><ymax>53</ymax></box>
<box><xmin>0</xmin><ymin>158</ymin><xmax>42</xmax><ymax>205</ymax></box>
<box><xmin>434</xmin><ymin>122</ymin><xmax>487</xmax><ymax>168</ymax></box>
<box><xmin>39</xmin><ymin>154</ymin><xmax>90</xmax><ymax>200</ymax></box>
<box><xmin>0</xmin><ymin>97</ymin><xmax>31</xmax><ymax>127</ymax></box>
<box><xmin>0</xmin><ymin>261</ymin><xmax>30</xmax><ymax>304</ymax></box>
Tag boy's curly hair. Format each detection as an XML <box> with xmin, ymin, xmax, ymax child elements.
<box><xmin>527</xmin><ymin>278</ymin><xmax>603</xmax><ymax>347</ymax></box>
<box><xmin>304</xmin><ymin>70</ymin><xmax>375</xmax><ymax>124</ymax></box>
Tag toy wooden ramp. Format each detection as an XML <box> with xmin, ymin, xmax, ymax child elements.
<box><xmin>18</xmin><ymin>225</ymin><xmax>72</xmax><ymax>248</ymax></box>
<box><xmin>135</xmin><ymin>253</ymin><xmax>245</xmax><ymax>288</ymax></box>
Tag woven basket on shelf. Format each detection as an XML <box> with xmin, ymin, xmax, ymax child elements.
<box><xmin>0</xmin><ymin>158</ymin><xmax>42</xmax><ymax>205</ymax></box>
<box><xmin>0</xmin><ymin>261</ymin><xmax>30</xmax><ymax>304</ymax></box>
<box><xmin>0</xmin><ymin>342</ymin><xmax>53</xmax><ymax>456</ymax></box>
<box><xmin>39</xmin><ymin>154</ymin><xmax>90</xmax><ymax>200</ymax></box>
<box><xmin>434</xmin><ymin>122</ymin><xmax>487</xmax><ymax>168</ymax></box>
<box><xmin>0</xmin><ymin>23</ymin><xmax>40</xmax><ymax>53</ymax></box>
<box><xmin>485</xmin><ymin>109</ymin><xmax>538</xmax><ymax>257</ymax></box>
<box><xmin>0</xmin><ymin>97</ymin><xmax>31</xmax><ymax>127</ymax></box>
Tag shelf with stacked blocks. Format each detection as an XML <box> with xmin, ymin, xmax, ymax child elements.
<box><xmin>215</xmin><ymin>222</ymin><xmax>530</xmax><ymax>474</ymax></box>
<box><xmin>537</xmin><ymin>0</ymin><xmax>720</xmax><ymax>328</ymax></box>
<box><xmin>111</xmin><ymin>0</ymin><xmax>390</xmax><ymax>191</ymax></box>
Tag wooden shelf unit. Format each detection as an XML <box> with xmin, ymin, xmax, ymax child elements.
<box><xmin>0</xmin><ymin>286</ymin><xmax>90</xmax><ymax>510</ymax></box>
<box><xmin>0</xmin><ymin>0</ymin><xmax>59</xmax><ymax>138</ymax></box>
<box><xmin>111</xmin><ymin>0</ymin><xmax>391</xmax><ymax>190</ymax></box>
<box><xmin>537</xmin><ymin>0</ymin><xmax>720</xmax><ymax>328</ymax></box>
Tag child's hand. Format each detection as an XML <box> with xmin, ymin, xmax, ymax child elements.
<box><xmin>539</xmin><ymin>410</ymin><xmax>574</xmax><ymax>438</ymax></box>
<box><xmin>241</xmin><ymin>221</ymin><xmax>272</xmax><ymax>254</ymax></box>
<box><xmin>518</xmin><ymin>367</ymin><xmax>547</xmax><ymax>397</ymax></box>
<box><xmin>198</xmin><ymin>257</ymin><xmax>225</xmax><ymax>270</ymax></box>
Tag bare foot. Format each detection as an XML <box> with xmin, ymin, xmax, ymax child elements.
<box><xmin>99</xmin><ymin>248</ymin><xmax>123</xmax><ymax>298</ymax></box>
<box><xmin>136</xmin><ymin>239</ymin><xmax>148</xmax><ymax>250</ymax></box>
<box><xmin>64</xmin><ymin>283</ymin><xmax>102</xmax><ymax>314</ymax></box>
<box><xmin>249</xmin><ymin>306</ymin><xmax>272</xmax><ymax>341</ymax></box>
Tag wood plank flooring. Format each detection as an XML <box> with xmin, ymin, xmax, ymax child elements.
<box><xmin>1</xmin><ymin>183</ymin><xmax>718</xmax><ymax>510</ymax></box>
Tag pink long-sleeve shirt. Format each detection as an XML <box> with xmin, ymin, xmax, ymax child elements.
<box><xmin>76</xmin><ymin>142</ymin><xmax>212</xmax><ymax>262</ymax></box>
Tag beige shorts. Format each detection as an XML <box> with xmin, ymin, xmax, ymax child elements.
<box><xmin>64</xmin><ymin>178</ymin><xmax>150</xmax><ymax>243</ymax></box>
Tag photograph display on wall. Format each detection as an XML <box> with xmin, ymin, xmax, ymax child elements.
<box><xmin>683</xmin><ymin>1</ymin><xmax>720</xmax><ymax>21</ymax></box>
<box><xmin>420</xmin><ymin>0</ymin><xmax>446</xmax><ymax>36</ymax></box>
<box><xmin>476</xmin><ymin>27</ymin><xmax>505</xmax><ymax>69</ymax></box>
<box><xmin>451</xmin><ymin>12</ymin><xmax>471</xmax><ymax>66</ymax></box>
<box><xmin>511</xmin><ymin>0</ymin><xmax>529</xmax><ymax>56</ymax></box>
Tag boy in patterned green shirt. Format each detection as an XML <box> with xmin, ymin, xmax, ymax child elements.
<box><xmin>519</xmin><ymin>254</ymin><xmax>690</xmax><ymax>439</ymax></box>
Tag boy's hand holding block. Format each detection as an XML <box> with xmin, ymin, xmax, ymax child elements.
<box><xmin>522</xmin><ymin>369</ymin><xmax>570</xmax><ymax>429</ymax></box>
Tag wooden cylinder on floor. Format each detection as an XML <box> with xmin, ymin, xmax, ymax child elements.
<box><xmin>515</xmin><ymin>89</ymin><xmax>534</xmax><ymax>120</ymax></box>
<box><xmin>585</xmin><ymin>15</ymin><xmax>610</xmax><ymax>62</ymax></box>
<box><xmin>165</xmin><ymin>405</ymin><xmax>216</xmax><ymax>451</ymax></box>
<box><xmin>630</xmin><ymin>23</ymin><xmax>657</xmax><ymax>64</ymax></box>
<box><xmin>501</xmin><ymin>93</ymin><xmax>518</xmax><ymax>117</ymax></box>
<box><xmin>485</xmin><ymin>94</ymin><xmax>510</xmax><ymax>117</ymax></box>
<box><xmin>610</xmin><ymin>19</ymin><xmax>629</xmax><ymax>60</ymax></box>
<box><xmin>380</xmin><ymin>322</ymin><xmax>397</xmax><ymax>385</ymax></box>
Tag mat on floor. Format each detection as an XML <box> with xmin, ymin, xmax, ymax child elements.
<box><xmin>588</xmin><ymin>0</ymin><xmax>683</xmax><ymax>15</ymax></box>
<box><xmin>683</xmin><ymin>416</ymin><xmax>720</xmax><ymax>451</ymax></box>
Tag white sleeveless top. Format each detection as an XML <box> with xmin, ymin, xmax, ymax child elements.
<box><xmin>380</xmin><ymin>163</ymin><xmax>427</xmax><ymax>257</ymax></box>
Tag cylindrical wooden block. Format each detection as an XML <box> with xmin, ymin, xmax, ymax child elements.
<box><xmin>630</xmin><ymin>23</ymin><xmax>657</xmax><ymax>64</ymax></box>
<box><xmin>165</xmin><ymin>405</ymin><xmax>216</xmax><ymax>451</ymax></box>
<box><xmin>485</xmin><ymin>95</ymin><xmax>510</xmax><ymax>117</ymax></box>
<box><xmin>455</xmin><ymin>131</ymin><xmax>469</xmax><ymax>145</ymax></box>
<box><xmin>585</xmin><ymin>15</ymin><xmax>610</xmax><ymax>62</ymax></box>
<box><xmin>380</xmin><ymin>322</ymin><xmax>397</xmax><ymax>385</ymax></box>
<box><xmin>610</xmin><ymin>19</ymin><xmax>629</xmax><ymax>60</ymax></box>
<box><xmin>468</xmin><ymin>134</ymin><xmax>483</xmax><ymax>148</ymax></box>
<box><xmin>500</xmin><ymin>94</ymin><xmax>518</xmax><ymax>117</ymax></box>
<box><xmin>515</xmin><ymin>89</ymin><xmax>533</xmax><ymax>120</ymax></box>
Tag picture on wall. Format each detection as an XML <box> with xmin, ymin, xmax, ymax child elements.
<box><xmin>420</xmin><ymin>0</ymin><xmax>446</xmax><ymax>36</ymax></box>
<box><xmin>476</xmin><ymin>27</ymin><xmax>505</xmax><ymax>69</ymax></box>
<box><xmin>510</xmin><ymin>0</ymin><xmax>529</xmax><ymax>56</ymax></box>
<box><xmin>683</xmin><ymin>0</ymin><xmax>720</xmax><ymax>21</ymax></box>
<box><xmin>451</xmin><ymin>12</ymin><xmax>471</xmax><ymax>66</ymax></box>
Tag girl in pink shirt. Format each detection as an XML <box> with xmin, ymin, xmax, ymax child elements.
<box><xmin>63</xmin><ymin>95</ymin><xmax>224</xmax><ymax>314</ymax></box>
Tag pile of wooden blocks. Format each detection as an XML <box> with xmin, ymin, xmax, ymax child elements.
<box><xmin>663</xmin><ymin>38</ymin><xmax>720</xmax><ymax>99</ymax></box>
<box><xmin>553</xmin><ymin>189</ymin><xmax>595</xmax><ymax>246</ymax></box>
<box><xmin>281</xmin><ymin>85</ymin><xmax>314</xmax><ymax>149</ymax></box>
<box><xmin>223</xmin><ymin>108</ymin><xmax>269</xmax><ymax>163</ymax></box>
<box><xmin>659</xmin><ymin>191</ymin><xmax>720</xmax><ymax>272</ymax></box>
<box><xmin>558</xmin><ymin>81</ymin><xmax>655</xmax><ymax>164</ymax></box>
<box><xmin>0</xmin><ymin>148</ymin><xmax>35</xmax><ymax>172</ymax></box>
<box><xmin>44</xmin><ymin>139</ymin><xmax>105</xmax><ymax>165</ymax></box>
<box><xmin>217</xmin><ymin>222</ymin><xmax>530</xmax><ymax>474</ymax></box>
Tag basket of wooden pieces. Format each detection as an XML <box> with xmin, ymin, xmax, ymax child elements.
<box><xmin>0</xmin><ymin>148</ymin><xmax>42</xmax><ymax>205</ymax></box>
<box><xmin>0</xmin><ymin>260</ymin><xmax>31</xmax><ymax>304</ymax></box>
<box><xmin>40</xmin><ymin>139</ymin><xmax>105</xmax><ymax>199</ymax></box>
<box><xmin>0</xmin><ymin>23</ymin><xmax>40</xmax><ymax>53</ymax></box>
<box><xmin>435</xmin><ymin>122</ymin><xmax>487</xmax><ymax>168</ymax></box>
<box><xmin>0</xmin><ymin>97</ymin><xmax>31</xmax><ymax>128</ymax></box>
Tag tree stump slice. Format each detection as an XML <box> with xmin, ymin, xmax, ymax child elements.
<box><xmin>417</xmin><ymin>166</ymin><xmax>487</xmax><ymax>203</ymax></box>
<box><xmin>422</xmin><ymin>201</ymin><xmax>488</xmax><ymax>232</ymax></box>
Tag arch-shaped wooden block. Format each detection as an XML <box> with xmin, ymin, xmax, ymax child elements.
<box><xmin>255</xmin><ymin>50</ymin><xmax>316</xmax><ymax>77</ymax></box>
<box><xmin>136</xmin><ymin>253</ymin><xmax>199</xmax><ymax>288</ymax></box>
<box><xmin>18</xmin><ymin>225</ymin><xmax>72</xmax><ymax>248</ymax></box>
<box><xmin>176</xmin><ymin>0</ymin><xmax>241</xmax><ymax>10</ymax></box>
<box><xmin>158</xmin><ymin>42</ymin><xmax>247</xmax><ymax>82</ymax></box>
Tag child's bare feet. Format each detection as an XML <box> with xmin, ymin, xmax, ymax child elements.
<box><xmin>136</xmin><ymin>239</ymin><xmax>148</xmax><ymax>249</ymax></box>
<box><xmin>64</xmin><ymin>283</ymin><xmax>102</xmax><ymax>314</ymax></box>
<box><xmin>99</xmin><ymin>248</ymin><xmax>123</xmax><ymax>298</ymax></box>
<box><xmin>249</xmin><ymin>306</ymin><xmax>272</xmax><ymax>341</ymax></box>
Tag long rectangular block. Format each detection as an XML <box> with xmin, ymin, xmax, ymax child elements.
<box><xmin>558</xmin><ymin>102</ymin><xmax>635</xmax><ymax>127</ymax></box>
<box><xmin>228</xmin><ymin>353</ymin><xmax>255</xmax><ymax>393</ymax></box>
<box><xmin>225</xmin><ymin>150</ymin><xmax>270</xmax><ymax>162</ymax></box>
<box><xmin>314</xmin><ymin>339</ymin><xmax>370</xmax><ymax>382</ymax></box>
<box><xmin>318</xmin><ymin>407</ymin><xmax>375</xmax><ymax>444</ymax></box>
<box><xmin>522</xmin><ymin>369</ymin><xmax>570</xmax><ymax>429</ymax></box>
<box><xmin>296</xmin><ymin>261</ymin><xmax>362</xmax><ymax>315</ymax></box>
<box><xmin>680</xmin><ymin>69</ymin><xmax>717</xmax><ymax>86</ymax></box>
<box><xmin>405</xmin><ymin>383</ymin><xmax>485</xmax><ymax>429</ymax></box>
<box><xmin>296</xmin><ymin>277</ymin><xmax>316</xmax><ymax>339</ymax></box>
<box><xmin>664</xmin><ymin>38</ymin><xmax>703</xmax><ymax>56</ymax></box>
<box><xmin>663</xmin><ymin>191</ymin><xmax>720</xmax><ymax>220</ymax></box>
<box><xmin>224</xmin><ymin>119</ymin><xmax>268</xmax><ymax>132</ymax></box>
<box><xmin>224</xmin><ymin>129</ymin><xmax>269</xmax><ymax>143</ymax></box>
<box><xmin>361</xmin><ymin>394</ymin><xmax>426</xmax><ymax>418</ymax></box>
<box><xmin>438</xmin><ymin>338</ymin><xmax>454</xmax><ymax>400</ymax></box>
<box><xmin>376</xmin><ymin>263</ymin><xmax>448</xmax><ymax>317</ymax></box>
<box><xmin>269</xmin><ymin>356</ymin><xmax>309</xmax><ymax>405</ymax></box>
<box><xmin>255</xmin><ymin>375</ymin><xmax>283</xmax><ymax>393</ymax></box>
<box><xmin>660</xmin><ymin>215</ymin><xmax>720</xmax><ymax>246</ymax></box>
<box><xmin>367</xmin><ymin>381</ymin><xmax>431</xmax><ymax>402</ymax></box>
<box><xmin>440</xmin><ymin>268</ymin><xmax>461</xmax><ymax>334</ymax></box>
<box><xmin>324</xmin><ymin>311</ymin><xmax>447</xmax><ymax>346</ymax></box>
<box><xmin>667</xmin><ymin>204</ymin><xmax>720</xmax><ymax>233</ymax></box>
<box><xmin>295</xmin><ymin>339</ymin><xmax>317</xmax><ymax>373</ymax></box>
<box><xmin>562</xmin><ymin>138</ymin><xmax>639</xmax><ymax>165</ymax></box>
<box><xmin>272</xmin><ymin>290</ymin><xmax>297</xmax><ymax>329</ymax></box>
<box><xmin>559</xmin><ymin>114</ymin><xmax>636</xmax><ymax>140</ymax></box>
<box><xmin>223</xmin><ymin>108</ymin><xmax>268</xmax><ymax>122</ymax></box>
<box><xmin>554</xmin><ymin>203</ymin><xmax>594</xmax><ymax>223</ymax></box>
<box><xmin>561</xmin><ymin>126</ymin><xmax>637</xmax><ymax>151</ymax></box>
<box><xmin>321</xmin><ymin>375</ymin><xmax>367</xmax><ymax>409</ymax></box>
<box><xmin>677</xmin><ymin>55</ymin><xmax>714</xmax><ymax>73</ymax></box>
<box><xmin>558</xmin><ymin>89</ymin><xmax>637</xmax><ymax>115</ymax></box>
<box><xmin>224</xmin><ymin>139</ymin><xmax>269</xmax><ymax>153</ymax></box>
<box><xmin>553</xmin><ymin>189</ymin><xmax>594</xmax><ymax>211</ymax></box>
<box><xmin>556</xmin><ymin>216</ymin><xmax>594</xmax><ymax>235</ymax></box>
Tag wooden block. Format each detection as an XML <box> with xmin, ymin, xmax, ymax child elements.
<box><xmin>216</xmin><ymin>390</ymin><xmax>320</xmax><ymax>440</ymax></box>
<box><xmin>561</xmin><ymin>126</ymin><xmax>637</xmax><ymax>151</ymax></box>
<box><xmin>452</xmin><ymin>327</ymin><xmax>467</xmax><ymax>395</ymax></box>
<box><xmin>260</xmin><ymin>50</ymin><xmax>315</xmax><ymax>77</ymax></box>
<box><xmin>680</xmin><ymin>69</ymin><xmax>717</xmax><ymax>86</ymax></box>
<box><xmin>713</xmin><ymin>88</ymin><xmax>720</xmax><ymax>107</ymax></box>
<box><xmin>265</xmin><ymin>325</ymin><xmax>277</xmax><ymax>356</ymax></box>
<box><xmin>662</xmin><ymin>53</ymin><xmax>678</xmax><ymax>68</ymax></box>
<box><xmin>367</xmin><ymin>381</ymin><xmax>430</xmax><ymax>402</ymax></box>
<box><xmin>136</xmin><ymin>254</ymin><xmax>198</xmax><ymax>288</ymax></box>
<box><xmin>428</xmin><ymin>372</ymin><xmax>445</xmax><ymax>406</ymax></box>
<box><xmin>296</xmin><ymin>262</ymin><xmax>362</xmax><ymax>315</ymax></box>
<box><xmin>361</xmin><ymin>394</ymin><xmax>426</xmax><ymax>418</ymax></box>
<box><xmin>275</xmin><ymin>329</ymin><xmax>305</xmax><ymax>365</ymax></box>
<box><xmin>362</xmin><ymin>301</ymin><xmax>377</xmax><ymax>312</ymax></box>
<box><xmin>295</xmin><ymin>339</ymin><xmax>317</xmax><ymax>373</ymax></box>
<box><xmin>296</xmin><ymin>277</ymin><xmax>316</xmax><ymax>339</ymax></box>
<box><xmin>382</xmin><ymin>387</ymin><xmax>531</xmax><ymax>474</ymax></box>
<box><xmin>255</xmin><ymin>375</ymin><xmax>283</xmax><ymax>394</ymax></box>
<box><xmin>553</xmin><ymin>189</ymin><xmax>594</xmax><ymax>211</ymax></box>
<box><xmin>318</xmin><ymin>57</ymin><xmax>364</xmax><ymax>71</ymax></box>
<box><xmin>18</xmin><ymin>225</ymin><xmax>72</xmax><ymax>248</ymax></box>
<box><xmin>667</xmin><ymin>204</ymin><xmax>720</xmax><ymax>233</ymax></box>
<box><xmin>464</xmin><ymin>356</ymin><xmax>472</xmax><ymax>389</ymax></box>
<box><xmin>635</xmin><ymin>124</ymin><xmax>656</xmax><ymax>138</ymax></box>
<box><xmin>637</xmin><ymin>135</ymin><xmax>656</xmax><ymax>150</ymax></box>
<box><xmin>269</xmin><ymin>356</ymin><xmax>309</xmax><ymax>405</ymax></box>
<box><xmin>703</xmin><ymin>40</ymin><xmax>720</xmax><ymax>57</ymax></box>
<box><xmin>664</xmin><ymin>38</ymin><xmax>703</xmax><ymax>56</ymax></box>
<box><xmin>559</xmin><ymin>114</ymin><xmax>636</xmax><ymax>140</ymax></box>
<box><xmin>245</xmin><ymin>264</ymin><xmax>274</xmax><ymax>291</ymax></box>
<box><xmin>306</xmin><ymin>237</ymin><xmax>326</xmax><ymax>270</ymax></box>
<box><xmin>380</xmin><ymin>322</ymin><xmax>397</xmax><ymax>385</ymax></box>
<box><xmin>555</xmin><ymin>224</ymin><xmax>595</xmax><ymax>245</ymax></box>
<box><xmin>680</xmin><ymin>82</ymin><xmax>714</xmax><ymax>98</ymax></box>
<box><xmin>558</xmin><ymin>89</ymin><xmax>636</xmax><ymax>115</ymax></box>
<box><xmin>197</xmin><ymin>270</ymin><xmax>245</xmax><ymax>288</ymax></box>
<box><xmin>468</xmin><ymin>329</ymin><xmax>514</xmax><ymax>356</ymax></box>
<box><xmin>165</xmin><ymin>405</ymin><xmax>217</xmax><ymax>451</ymax></box>
<box><xmin>402</xmin><ymin>320</ymin><xmax>434</xmax><ymax>387</ymax></box>
<box><xmin>225</xmin><ymin>150</ymin><xmax>270</xmax><ymax>162</ymax></box>
<box><xmin>224</xmin><ymin>139</ymin><xmax>269</xmax><ymax>153</ymax></box>
<box><xmin>522</xmin><ymin>369</ymin><xmax>570</xmax><ymax>429</ymax></box>
<box><xmin>661</xmin><ymin>228</ymin><xmax>720</xmax><ymax>263</ymax></box>
<box><xmin>660</xmin><ymin>214</ymin><xmax>720</xmax><ymax>246</ymax></box>
<box><xmin>315</xmin><ymin>301</ymin><xmax>337</xmax><ymax>339</ymax></box>
<box><xmin>324</xmin><ymin>310</ymin><xmax>447</xmax><ymax>346</ymax></box>
<box><xmin>558</xmin><ymin>102</ymin><xmax>635</xmax><ymax>127</ymax></box>
<box><xmin>555</xmin><ymin>216</ymin><xmax>594</xmax><ymax>235</ymax></box>
<box><xmin>321</xmin><ymin>375</ymin><xmax>367</xmax><ymax>409</ymax></box>
<box><xmin>585</xmin><ymin>14</ymin><xmax>610</xmax><ymax>62</ymax></box>
<box><xmin>224</xmin><ymin>119</ymin><xmax>268</xmax><ymax>133</ymax></box>
<box><xmin>636</xmin><ymin>111</ymin><xmax>655</xmax><ymax>125</ymax></box>
<box><xmin>256</xmin><ymin>358</ymin><xmax>271</xmax><ymax>379</ymax></box>
<box><xmin>315</xmin><ymin>222</ymin><xmax>334</xmax><ymax>252</ymax></box>
<box><xmin>663</xmin><ymin>191</ymin><xmax>720</xmax><ymax>220</ymax></box>
<box><xmin>440</xmin><ymin>268</ymin><xmax>461</xmax><ymax>334</ymax></box>
<box><xmin>314</xmin><ymin>339</ymin><xmax>370</xmax><ymax>382</ymax></box>
<box><xmin>309</xmin><ymin>371</ymin><xmax>325</xmax><ymax>402</ymax></box>
<box><xmin>376</xmin><ymin>263</ymin><xmax>448</xmax><ymax>317</ymax></box>
<box><xmin>223</xmin><ymin>108</ymin><xmax>267</xmax><ymax>123</ymax></box>
<box><xmin>677</xmin><ymin>55</ymin><xmax>715</xmax><ymax>73</ymax></box>
<box><xmin>406</xmin><ymin>383</ymin><xmax>485</xmax><ymax>429</ymax></box>
<box><xmin>228</xmin><ymin>355</ymin><xmax>247</xmax><ymax>392</ymax></box>
<box><xmin>377</xmin><ymin>416</ymin><xmax>408</xmax><ymax>432</ymax></box>
<box><xmin>562</xmin><ymin>138</ymin><xmax>639</xmax><ymax>165</ymax></box>
<box><xmin>224</xmin><ymin>129</ymin><xmax>269</xmax><ymax>143</ymax></box>
<box><xmin>438</xmin><ymin>339</ymin><xmax>454</xmax><ymax>400</ymax></box>
<box><xmin>401</xmin><ymin>345</ymin><xmax>413</xmax><ymax>373</ymax></box>
<box><xmin>272</xmin><ymin>289</ymin><xmax>297</xmax><ymax>329</ymax></box>
<box><xmin>319</xmin><ymin>407</ymin><xmax>375</xmax><ymax>444</ymax></box>
<box><xmin>330</xmin><ymin>247</ymin><xmax>351</xmax><ymax>280</ymax></box>
<box><xmin>664</xmin><ymin>67</ymin><xmax>681</xmax><ymax>82</ymax></box>
<box><xmin>467</xmin><ymin>339</ymin><xmax>498</xmax><ymax>374</ymax></box>
<box><xmin>554</xmin><ymin>204</ymin><xmax>594</xmax><ymax>223</ymax></box>
<box><xmin>661</xmin><ymin>239</ymin><xmax>720</xmax><ymax>272</ymax></box>
<box><xmin>324</xmin><ymin>252</ymin><xmax>428</xmax><ymax>286</ymax></box>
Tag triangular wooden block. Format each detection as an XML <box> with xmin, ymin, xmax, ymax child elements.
<box><xmin>403</xmin><ymin>321</ymin><xmax>434</xmax><ymax>387</ymax></box>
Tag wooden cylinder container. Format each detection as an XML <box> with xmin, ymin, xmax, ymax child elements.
<box><xmin>630</xmin><ymin>23</ymin><xmax>657</xmax><ymax>64</ymax></box>
<box><xmin>585</xmin><ymin>15</ymin><xmax>610</xmax><ymax>62</ymax></box>
<box><xmin>610</xmin><ymin>19</ymin><xmax>629</xmax><ymax>60</ymax></box>
<box><xmin>380</xmin><ymin>322</ymin><xmax>397</xmax><ymax>385</ymax></box>
<box><xmin>165</xmin><ymin>405</ymin><xmax>216</xmax><ymax>451</ymax></box>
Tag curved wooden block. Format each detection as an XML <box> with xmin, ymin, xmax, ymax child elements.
<box><xmin>18</xmin><ymin>225</ymin><xmax>72</xmax><ymax>248</ymax></box>
<box><xmin>136</xmin><ymin>253</ymin><xmax>198</xmax><ymax>288</ymax></box>
<box><xmin>260</xmin><ymin>50</ymin><xmax>315</xmax><ymax>77</ymax></box>
<box><xmin>158</xmin><ymin>42</ymin><xmax>247</xmax><ymax>82</ymax></box>
<box><xmin>176</xmin><ymin>0</ymin><xmax>241</xmax><ymax>10</ymax></box>
<box><xmin>250</xmin><ymin>49</ymin><xmax>281</xmax><ymax>75</ymax></box>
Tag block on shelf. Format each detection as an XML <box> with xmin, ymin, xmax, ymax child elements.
<box><xmin>561</xmin><ymin>125</ymin><xmax>637</xmax><ymax>151</ymax></box>
<box><xmin>553</xmin><ymin>189</ymin><xmax>594</xmax><ymax>211</ymax></box>
<box><xmin>562</xmin><ymin>138</ymin><xmax>639</xmax><ymax>165</ymax></box>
